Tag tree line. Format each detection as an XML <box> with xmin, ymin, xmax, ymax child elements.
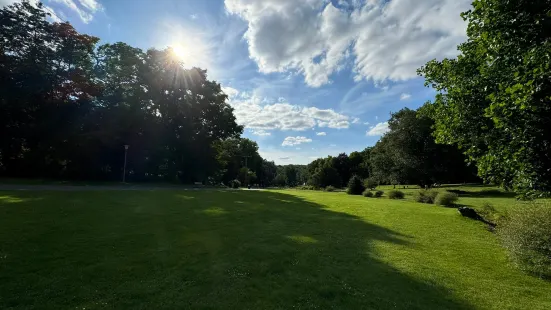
<box><xmin>2</xmin><ymin>0</ymin><xmax>550</xmax><ymax>196</ymax></box>
<box><xmin>0</xmin><ymin>1</ymin><xmax>270</xmax><ymax>184</ymax></box>
<box><xmin>273</xmin><ymin>108</ymin><xmax>479</xmax><ymax>189</ymax></box>
<box><xmin>276</xmin><ymin>0</ymin><xmax>551</xmax><ymax>198</ymax></box>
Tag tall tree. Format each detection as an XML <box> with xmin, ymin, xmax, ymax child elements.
<box><xmin>0</xmin><ymin>1</ymin><xmax>243</xmax><ymax>183</ymax></box>
<box><xmin>370</xmin><ymin>108</ymin><xmax>475</xmax><ymax>187</ymax></box>
<box><xmin>418</xmin><ymin>0</ymin><xmax>551</xmax><ymax>196</ymax></box>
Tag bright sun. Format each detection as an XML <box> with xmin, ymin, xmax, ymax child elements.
<box><xmin>171</xmin><ymin>44</ymin><xmax>186</xmax><ymax>61</ymax></box>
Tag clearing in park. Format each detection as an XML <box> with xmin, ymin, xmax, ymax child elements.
<box><xmin>0</xmin><ymin>186</ymin><xmax>550</xmax><ymax>309</ymax></box>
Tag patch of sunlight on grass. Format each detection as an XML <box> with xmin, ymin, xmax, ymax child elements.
<box><xmin>177</xmin><ymin>195</ymin><xmax>195</xmax><ymax>200</ymax></box>
<box><xmin>0</xmin><ymin>196</ymin><xmax>25</xmax><ymax>203</ymax></box>
<box><xmin>286</xmin><ymin>235</ymin><xmax>318</xmax><ymax>244</ymax></box>
<box><xmin>270</xmin><ymin>197</ymin><xmax>295</xmax><ymax>203</ymax></box>
<box><xmin>201</xmin><ymin>207</ymin><xmax>227</xmax><ymax>216</ymax></box>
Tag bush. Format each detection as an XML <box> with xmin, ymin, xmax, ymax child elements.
<box><xmin>388</xmin><ymin>190</ymin><xmax>405</xmax><ymax>199</ymax></box>
<box><xmin>498</xmin><ymin>204</ymin><xmax>551</xmax><ymax>279</ymax></box>
<box><xmin>435</xmin><ymin>192</ymin><xmax>458</xmax><ymax>207</ymax></box>
<box><xmin>364</xmin><ymin>178</ymin><xmax>378</xmax><ymax>190</ymax></box>
<box><xmin>325</xmin><ymin>185</ymin><xmax>336</xmax><ymax>192</ymax></box>
<box><xmin>414</xmin><ymin>189</ymin><xmax>438</xmax><ymax>204</ymax></box>
<box><xmin>298</xmin><ymin>185</ymin><xmax>315</xmax><ymax>190</ymax></box>
<box><xmin>479</xmin><ymin>202</ymin><xmax>500</xmax><ymax>223</ymax></box>
<box><xmin>374</xmin><ymin>190</ymin><xmax>384</xmax><ymax>198</ymax></box>
<box><xmin>347</xmin><ymin>175</ymin><xmax>365</xmax><ymax>195</ymax></box>
<box><xmin>229</xmin><ymin>179</ymin><xmax>241</xmax><ymax>189</ymax></box>
<box><xmin>363</xmin><ymin>189</ymin><xmax>373</xmax><ymax>197</ymax></box>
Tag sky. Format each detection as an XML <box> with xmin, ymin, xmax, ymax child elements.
<box><xmin>1</xmin><ymin>0</ymin><xmax>472</xmax><ymax>165</ymax></box>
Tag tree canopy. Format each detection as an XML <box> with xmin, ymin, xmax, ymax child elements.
<box><xmin>0</xmin><ymin>1</ymin><xmax>250</xmax><ymax>183</ymax></box>
<box><xmin>418</xmin><ymin>0</ymin><xmax>551</xmax><ymax>196</ymax></box>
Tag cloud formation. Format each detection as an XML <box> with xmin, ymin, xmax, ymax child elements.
<box><xmin>366</xmin><ymin>122</ymin><xmax>389</xmax><ymax>136</ymax></box>
<box><xmin>229</xmin><ymin>95</ymin><xmax>351</xmax><ymax>131</ymax></box>
<box><xmin>282</xmin><ymin>136</ymin><xmax>313</xmax><ymax>146</ymax></box>
<box><xmin>251</xmin><ymin>129</ymin><xmax>271</xmax><ymax>136</ymax></box>
<box><xmin>222</xmin><ymin>86</ymin><xmax>239</xmax><ymax>98</ymax></box>
<box><xmin>316</xmin><ymin>132</ymin><xmax>326</xmax><ymax>136</ymax></box>
<box><xmin>400</xmin><ymin>93</ymin><xmax>411</xmax><ymax>100</ymax></box>
<box><xmin>225</xmin><ymin>0</ymin><xmax>470</xmax><ymax>87</ymax></box>
<box><xmin>51</xmin><ymin>0</ymin><xmax>101</xmax><ymax>23</ymax></box>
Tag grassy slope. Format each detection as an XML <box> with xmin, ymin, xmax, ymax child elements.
<box><xmin>0</xmin><ymin>189</ymin><xmax>549</xmax><ymax>309</ymax></box>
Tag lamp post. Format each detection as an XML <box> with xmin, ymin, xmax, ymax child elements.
<box><xmin>123</xmin><ymin>145</ymin><xmax>129</xmax><ymax>183</ymax></box>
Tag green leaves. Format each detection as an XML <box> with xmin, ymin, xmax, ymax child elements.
<box><xmin>0</xmin><ymin>1</ymin><xmax>243</xmax><ymax>183</ymax></box>
<box><xmin>418</xmin><ymin>0</ymin><xmax>551</xmax><ymax>197</ymax></box>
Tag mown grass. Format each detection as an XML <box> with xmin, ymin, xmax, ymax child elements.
<box><xmin>0</xmin><ymin>188</ymin><xmax>550</xmax><ymax>309</ymax></box>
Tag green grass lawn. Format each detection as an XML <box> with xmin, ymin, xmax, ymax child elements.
<box><xmin>1</xmin><ymin>189</ymin><xmax>550</xmax><ymax>309</ymax></box>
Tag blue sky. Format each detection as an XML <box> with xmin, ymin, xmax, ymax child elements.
<box><xmin>2</xmin><ymin>0</ymin><xmax>472</xmax><ymax>164</ymax></box>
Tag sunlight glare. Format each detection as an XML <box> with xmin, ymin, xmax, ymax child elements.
<box><xmin>171</xmin><ymin>44</ymin><xmax>186</xmax><ymax>61</ymax></box>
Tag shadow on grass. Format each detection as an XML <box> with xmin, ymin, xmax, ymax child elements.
<box><xmin>446</xmin><ymin>188</ymin><xmax>516</xmax><ymax>198</ymax></box>
<box><xmin>0</xmin><ymin>190</ymin><xmax>473</xmax><ymax>309</ymax></box>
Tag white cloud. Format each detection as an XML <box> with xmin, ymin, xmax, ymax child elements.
<box><xmin>282</xmin><ymin>136</ymin><xmax>313</xmax><ymax>146</ymax></box>
<box><xmin>366</xmin><ymin>122</ymin><xmax>389</xmax><ymax>136</ymax></box>
<box><xmin>229</xmin><ymin>95</ymin><xmax>352</xmax><ymax>131</ymax></box>
<box><xmin>77</xmin><ymin>0</ymin><xmax>100</xmax><ymax>11</ymax></box>
<box><xmin>51</xmin><ymin>0</ymin><xmax>102</xmax><ymax>23</ymax></box>
<box><xmin>225</xmin><ymin>0</ymin><xmax>470</xmax><ymax>87</ymax></box>
<box><xmin>352</xmin><ymin>117</ymin><xmax>360</xmax><ymax>124</ymax></box>
<box><xmin>363</xmin><ymin>121</ymin><xmax>370</xmax><ymax>125</ymax></box>
<box><xmin>316</xmin><ymin>132</ymin><xmax>326</xmax><ymax>136</ymax></box>
<box><xmin>400</xmin><ymin>93</ymin><xmax>411</xmax><ymax>100</ymax></box>
<box><xmin>222</xmin><ymin>86</ymin><xmax>239</xmax><ymax>98</ymax></box>
<box><xmin>190</xmin><ymin>14</ymin><xmax>198</xmax><ymax>19</ymax></box>
<box><xmin>251</xmin><ymin>129</ymin><xmax>271</xmax><ymax>136</ymax></box>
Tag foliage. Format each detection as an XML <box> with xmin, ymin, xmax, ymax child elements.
<box><xmin>0</xmin><ymin>1</ymin><xmax>244</xmax><ymax>183</ymax></box>
<box><xmin>370</xmin><ymin>108</ymin><xmax>476</xmax><ymax>187</ymax></box>
<box><xmin>309</xmin><ymin>165</ymin><xmax>341</xmax><ymax>189</ymax></box>
<box><xmin>388</xmin><ymin>190</ymin><xmax>405</xmax><ymax>200</ymax></box>
<box><xmin>325</xmin><ymin>185</ymin><xmax>336</xmax><ymax>192</ymax></box>
<box><xmin>479</xmin><ymin>202</ymin><xmax>500</xmax><ymax>223</ymax></box>
<box><xmin>418</xmin><ymin>0</ymin><xmax>551</xmax><ymax>196</ymax></box>
<box><xmin>229</xmin><ymin>179</ymin><xmax>241</xmax><ymax>189</ymax></box>
<box><xmin>363</xmin><ymin>190</ymin><xmax>374</xmax><ymax>197</ymax></box>
<box><xmin>434</xmin><ymin>192</ymin><xmax>458</xmax><ymax>207</ymax></box>
<box><xmin>273</xmin><ymin>174</ymin><xmax>287</xmax><ymax>187</ymax></box>
<box><xmin>414</xmin><ymin>190</ymin><xmax>439</xmax><ymax>204</ymax></box>
<box><xmin>498</xmin><ymin>204</ymin><xmax>551</xmax><ymax>279</ymax></box>
<box><xmin>346</xmin><ymin>175</ymin><xmax>365</xmax><ymax>195</ymax></box>
<box><xmin>364</xmin><ymin>178</ymin><xmax>378</xmax><ymax>190</ymax></box>
<box><xmin>374</xmin><ymin>190</ymin><xmax>384</xmax><ymax>198</ymax></box>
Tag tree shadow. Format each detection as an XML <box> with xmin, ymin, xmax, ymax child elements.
<box><xmin>0</xmin><ymin>190</ymin><xmax>473</xmax><ymax>309</ymax></box>
<box><xmin>446</xmin><ymin>188</ymin><xmax>516</xmax><ymax>198</ymax></box>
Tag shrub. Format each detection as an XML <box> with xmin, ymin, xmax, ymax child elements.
<box><xmin>414</xmin><ymin>189</ymin><xmax>438</xmax><ymax>204</ymax></box>
<box><xmin>298</xmin><ymin>185</ymin><xmax>315</xmax><ymax>190</ymax></box>
<box><xmin>435</xmin><ymin>192</ymin><xmax>458</xmax><ymax>207</ymax></box>
<box><xmin>364</xmin><ymin>178</ymin><xmax>378</xmax><ymax>190</ymax></box>
<box><xmin>388</xmin><ymin>190</ymin><xmax>405</xmax><ymax>199</ymax></box>
<box><xmin>374</xmin><ymin>190</ymin><xmax>384</xmax><ymax>198</ymax></box>
<box><xmin>498</xmin><ymin>204</ymin><xmax>551</xmax><ymax>279</ymax></box>
<box><xmin>229</xmin><ymin>179</ymin><xmax>241</xmax><ymax>189</ymax></box>
<box><xmin>325</xmin><ymin>185</ymin><xmax>336</xmax><ymax>192</ymax></box>
<box><xmin>478</xmin><ymin>202</ymin><xmax>500</xmax><ymax>223</ymax></box>
<box><xmin>346</xmin><ymin>175</ymin><xmax>365</xmax><ymax>195</ymax></box>
<box><xmin>363</xmin><ymin>189</ymin><xmax>373</xmax><ymax>197</ymax></box>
